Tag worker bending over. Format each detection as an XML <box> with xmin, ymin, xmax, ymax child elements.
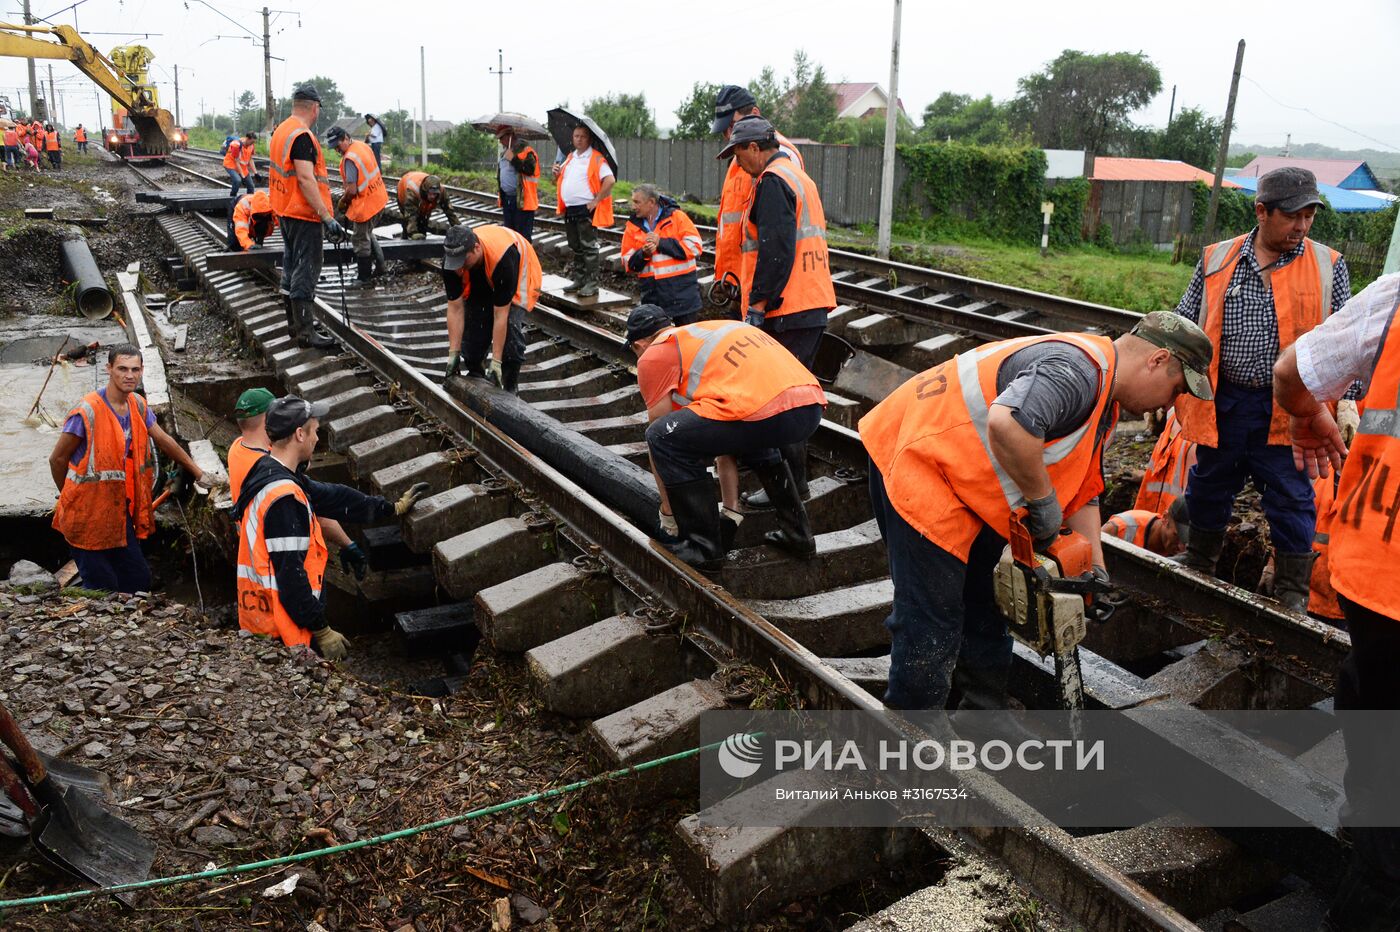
<box><xmin>621</xmin><ymin>184</ymin><xmax>704</xmax><ymax>325</ymax></box>
<box><xmin>860</xmin><ymin>312</ymin><xmax>1214</xmax><ymax>710</ymax></box>
<box><xmin>227</xmin><ymin>190</ymin><xmax>278</xmax><ymax>251</ymax></box>
<box><xmin>397</xmin><ymin>171</ymin><xmax>459</xmax><ymax>239</ymax></box>
<box><xmin>326</xmin><ymin>126</ymin><xmax>388</xmax><ymax>287</ymax></box>
<box><xmin>1101</xmin><ymin>499</ymin><xmax>1188</xmax><ymax>556</ymax></box>
<box><xmin>234</xmin><ymin>395</ymin><xmax>429</xmax><ymax>661</ymax></box>
<box><xmin>441</xmin><ymin>223</ymin><xmax>542</xmax><ymax>393</ymax></box>
<box><xmin>496</xmin><ymin>129</ymin><xmax>540</xmax><ymax>241</ymax></box>
<box><xmin>553</xmin><ymin>123</ymin><xmax>614</xmax><ymax>298</ymax></box>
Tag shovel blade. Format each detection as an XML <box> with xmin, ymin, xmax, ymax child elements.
<box><xmin>35</xmin><ymin>785</ymin><xmax>155</xmax><ymax>906</ymax></box>
<box><xmin>128</xmin><ymin>109</ymin><xmax>175</xmax><ymax>155</ymax></box>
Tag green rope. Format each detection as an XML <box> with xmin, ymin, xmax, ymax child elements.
<box><xmin>0</xmin><ymin>738</ymin><xmax>730</xmax><ymax>912</ymax></box>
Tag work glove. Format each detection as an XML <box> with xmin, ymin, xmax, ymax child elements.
<box><xmin>659</xmin><ymin>508</ymin><xmax>679</xmax><ymax>537</ymax></box>
<box><xmin>1024</xmin><ymin>493</ymin><xmax>1063</xmax><ymax>551</ymax></box>
<box><xmin>445</xmin><ymin>352</ymin><xmax>462</xmax><ymax>378</ymax></box>
<box><xmin>192</xmin><ymin>473</ymin><xmax>225</xmax><ymax>495</ymax></box>
<box><xmin>410</xmin><ymin>232</ymin><xmax>426</xmax><ymax>241</ymax></box>
<box><xmin>487</xmin><ymin>359</ymin><xmax>504</xmax><ymax>389</ymax></box>
<box><xmin>394</xmin><ymin>481</ymin><xmax>432</xmax><ymax>516</ymax></box>
<box><xmin>1337</xmin><ymin>399</ymin><xmax>1360</xmax><ymax>446</ymax></box>
<box><xmin>322</xmin><ymin>216</ymin><xmax>347</xmax><ymax>243</ymax></box>
<box><xmin>311</xmin><ymin>626</ymin><xmax>350</xmax><ymax>661</ymax></box>
<box><xmin>744</xmin><ymin>308</ymin><xmax>765</xmax><ymax>328</ymax></box>
<box><xmin>339</xmin><ymin>542</ymin><xmax>370</xmax><ymax>581</ymax></box>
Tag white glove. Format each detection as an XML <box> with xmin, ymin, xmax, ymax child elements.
<box><xmin>1337</xmin><ymin>399</ymin><xmax>1360</xmax><ymax>446</ymax></box>
<box><xmin>659</xmin><ymin>509</ymin><xmax>678</xmax><ymax>536</ymax></box>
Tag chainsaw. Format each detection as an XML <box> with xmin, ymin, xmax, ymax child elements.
<box><xmin>992</xmin><ymin>509</ymin><xmax>1117</xmax><ymax>711</ymax></box>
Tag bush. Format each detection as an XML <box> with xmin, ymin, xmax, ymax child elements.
<box><xmin>1190</xmin><ymin>180</ymin><xmax>1255</xmax><ymax>237</ymax></box>
<box><xmin>1045</xmin><ymin>177</ymin><xmax>1089</xmax><ymax>247</ymax></box>
<box><xmin>898</xmin><ymin>142</ymin><xmax>1047</xmax><ymax>243</ymax></box>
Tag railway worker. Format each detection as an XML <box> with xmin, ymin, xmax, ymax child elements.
<box><xmin>1172</xmin><ymin>167</ymin><xmax>1353</xmax><ymax>613</ymax></box>
<box><xmin>227</xmin><ymin>189</ymin><xmax>278</xmax><ymax>252</ymax></box>
<box><xmin>1270</xmin><ymin>271</ymin><xmax>1400</xmax><ymax>931</ymax></box>
<box><xmin>224</xmin><ymin>131</ymin><xmax>255</xmax><ymax>200</ymax></box>
<box><xmin>363</xmin><ymin>113</ymin><xmax>384</xmax><ymax>168</ymax></box>
<box><xmin>1101</xmin><ymin>499</ymin><xmax>1188</xmax><ymax>557</ymax></box>
<box><xmin>495</xmin><ymin>128</ymin><xmax>539</xmax><ymax>241</ymax></box>
<box><xmin>326</xmin><ymin>126</ymin><xmax>389</xmax><ymax>287</ymax></box>
<box><xmin>226</xmin><ymin>388</ymin><xmax>369</xmax><ymax>581</ymax></box>
<box><xmin>3</xmin><ymin>122</ymin><xmax>18</xmax><ymax>170</ymax></box>
<box><xmin>440</xmin><ymin>223</ymin><xmax>541</xmax><ymax>393</ymax></box>
<box><xmin>624</xmin><ymin>305</ymin><xmax>824</xmax><ymax>570</ymax></box>
<box><xmin>396</xmin><ymin>170</ymin><xmax>459</xmax><ymax>240</ymax></box>
<box><xmin>552</xmin><ymin>122</ymin><xmax>615</xmax><ymax>298</ymax></box>
<box><xmin>860</xmin><ymin>312</ymin><xmax>1214</xmax><ymax>710</ymax></box>
<box><xmin>1133</xmin><ymin>408</ymin><xmax>1196</xmax><ymax>514</ymax></box>
<box><xmin>74</xmin><ymin>124</ymin><xmax>86</xmax><ymax>154</ymax></box>
<box><xmin>620</xmin><ymin>184</ymin><xmax>704</xmax><ymax>326</ymax></box>
<box><xmin>48</xmin><ymin>344</ymin><xmax>215</xmax><ymax>594</ymax></box>
<box><xmin>1305</xmin><ymin>473</ymin><xmax>1343</xmax><ymax>623</ymax></box>
<box><xmin>711</xmin><ymin>85</ymin><xmax>802</xmax><ymax>311</ymax></box>
<box><xmin>29</xmin><ymin>119</ymin><xmax>43</xmax><ymax>152</ymax></box>
<box><xmin>720</xmin><ymin>116</ymin><xmax>834</xmax><ymax>509</ymax></box>
<box><xmin>233</xmin><ymin>395</ymin><xmax>431</xmax><ymax>660</ymax></box>
<box><xmin>269</xmin><ymin>82</ymin><xmax>343</xmax><ymax>350</ymax></box>
<box><xmin>42</xmin><ymin>123</ymin><xmax>59</xmax><ymax>169</ymax></box>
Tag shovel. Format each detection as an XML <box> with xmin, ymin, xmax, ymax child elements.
<box><xmin>0</xmin><ymin>702</ymin><xmax>155</xmax><ymax>905</ymax></box>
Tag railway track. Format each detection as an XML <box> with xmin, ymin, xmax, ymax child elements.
<box><xmin>129</xmin><ymin>151</ymin><xmax>1352</xmax><ymax>929</ymax></box>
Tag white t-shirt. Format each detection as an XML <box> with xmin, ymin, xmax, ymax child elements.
<box><xmin>558</xmin><ymin>147</ymin><xmax>613</xmax><ymax>207</ymax></box>
<box><xmin>367</xmin><ymin>122</ymin><xmax>384</xmax><ymax>145</ymax></box>
<box><xmin>1297</xmin><ymin>272</ymin><xmax>1400</xmax><ymax>401</ymax></box>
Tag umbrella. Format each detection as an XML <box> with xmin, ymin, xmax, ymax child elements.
<box><xmin>469</xmin><ymin>112</ymin><xmax>550</xmax><ymax>141</ymax></box>
<box><xmin>546</xmin><ymin>107</ymin><xmax>619</xmax><ymax>178</ymax></box>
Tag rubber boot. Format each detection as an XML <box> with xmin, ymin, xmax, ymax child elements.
<box><xmin>752</xmin><ymin>461</ymin><xmax>815</xmax><ymax>558</ymax></box>
<box><xmin>1273</xmin><ymin>551</ymin><xmax>1317</xmax><ymax>613</ymax></box>
<box><xmin>742</xmin><ymin>442</ymin><xmax>810</xmax><ymax>508</ymax></box>
<box><xmin>577</xmin><ymin>249</ymin><xmax>600</xmax><ymax>298</ymax></box>
<box><xmin>664</xmin><ymin>479</ymin><xmax>725</xmax><ymax>571</ymax></box>
<box><xmin>283</xmin><ymin>295</ymin><xmax>296</xmax><ymax>332</ymax></box>
<box><xmin>294</xmin><ymin>300</ymin><xmax>336</xmax><ymax>349</ymax></box>
<box><xmin>718</xmin><ymin>505</ymin><xmax>743</xmax><ymax>554</ymax></box>
<box><xmin>371</xmin><ymin>236</ymin><xmax>387</xmax><ymax>277</ymax></box>
<box><xmin>1170</xmin><ymin>524</ymin><xmax>1226</xmax><ymax>574</ymax></box>
<box><xmin>501</xmin><ymin>360</ymin><xmax>522</xmax><ymax>395</ymax></box>
<box><xmin>354</xmin><ymin>256</ymin><xmax>374</xmax><ymax>286</ymax></box>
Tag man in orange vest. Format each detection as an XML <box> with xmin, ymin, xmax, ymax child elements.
<box><xmin>625</xmin><ymin>305</ymin><xmax>826</xmax><ymax>570</ymax></box>
<box><xmin>710</xmin><ymin>84</ymin><xmax>802</xmax><ymax>311</ymax></box>
<box><xmin>720</xmin><ymin>116</ymin><xmax>835</xmax><ymax>508</ymax></box>
<box><xmin>74</xmin><ymin>123</ymin><xmax>87</xmax><ymax>154</ymax></box>
<box><xmin>495</xmin><ymin>128</ymin><xmax>539</xmax><ymax>241</ymax></box>
<box><xmin>227</xmin><ymin>189</ymin><xmax>278</xmax><ymax>251</ymax></box>
<box><xmin>3</xmin><ymin>122</ymin><xmax>18</xmax><ymax>170</ymax></box>
<box><xmin>224</xmin><ymin>131</ymin><xmax>255</xmax><ymax>200</ymax></box>
<box><xmin>621</xmin><ymin>183</ymin><xmax>704</xmax><ymax>325</ymax></box>
<box><xmin>1172</xmin><ymin>167</ymin><xmax>1352</xmax><ymax>612</ymax></box>
<box><xmin>47</xmin><ymin>344</ymin><xmax>214</xmax><ymax>593</ymax></box>
<box><xmin>552</xmin><ymin>123</ymin><xmax>615</xmax><ymax>298</ymax></box>
<box><xmin>396</xmin><ymin>171</ymin><xmax>459</xmax><ymax>239</ymax></box>
<box><xmin>326</xmin><ymin>126</ymin><xmax>388</xmax><ymax>286</ymax></box>
<box><xmin>233</xmin><ymin>395</ymin><xmax>430</xmax><ymax>660</ymax></box>
<box><xmin>1101</xmin><ymin>499</ymin><xmax>1188</xmax><ymax>556</ymax></box>
<box><xmin>42</xmin><ymin>123</ymin><xmax>59</xmax><ymax>170</ymax></box>
<box><xmin>440</xmin><ymin>223</ymin><xmax>542</xmax><ymax>393</ymax></box>
<box><xmin>1133</xmin><ymin>409</ymin><xmax>1197</xmax><ymax>514</ymax></box>
<box><xmin>269</xmin><ymin>84</ymin><xmax>344</xmax><ymax>349</ymax></box>
<box><xmin>1272</xmin><ymin>271</ymin><xmax>1400</xmax><ymax>930</ymax></box>
<box><xmin>860</xmin><ymin>312</ymin><xmax>1213</xmax><ymax>710</ymax></box>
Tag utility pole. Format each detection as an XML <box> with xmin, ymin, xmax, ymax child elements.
<box><xmin>1167</xmin><ymin>84</ymin><xmax>1177</xmax><ymax>129</ymax></box>
<box><xmin>420</xmin><ymin>46</ymin><xmax>427</xmax><ymax>167</ymax></box>
<box><xmin>46</xmin><ymin>64</ymin><xmax>55</xmax><ymax>124</ymax></box>
<box><xmin>488</xmin><ymin>49</ymin><xmax>511</xmax><ymax>113</ymax></box>
<box><xmin>875</xmin><ymin>0</ymin><xmax>902</xmax><ymax>260</ymax></box>
<box><xmin>173</xmin><ymin>65</ymin><xmax>181</xmax><ymax>126</ymax></box>
<box><xmin>262</xmin><ymin>7</ymin><xmax>274</xmax><ymax>132</ymax></box>
<box><xmin>1283</xmin><ymin>133</ymin><xmax>1291</xmax><ymax>158</ymax></box>
<box><xmin>1204</xmin><ymin>39</ymin><xmax>1245</xmax><ymax>241</ymax></box>
<box><xmin>23</xmin><ymin>0</ymin><xmax>38</xmax><ymax>118</ymax></box>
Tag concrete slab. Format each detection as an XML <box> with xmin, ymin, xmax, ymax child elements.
<box><xmin>539</xmin><ymin>274</ymin><xmax>631</xmax><ymax>311</ymax></box>
<box><xmin>346</xmin><ymin>428</ymin><xmax>431</xmax><ymax>481</ymax></box>
<box><xmin>324</xmin><ymin>405</ymin><xmax>403</xmax><ymax>452</ymax></box>
<box><xmin>832</xmin><ymin>351</ymin><xmax>917</xmax><ymax>406</ymax></box>
<box><xmin>369</xmin><ymin>451</ymin><xmax>460</xmax><ymax>501</ymax></box>
<box><xmin>402</xmin><ymin>483</ymin><xmax>511</xmax><ymax>553</ymax></box>
<box><xmin>1223</xmin><ymin>887</ymin><xmax>1329</xmax><ymax>932</ymax></box>
<box><xmin>721</xmin><ymin>519</ymin><xmax>884</xmax><ymax>600</ymax></box>
<box><xmin>432</xmin><ymin>517</ymin><xmax>555</xmax><ymax>601</ymax></box>
<box><xmin>588</xmin><ymin>679</ymin><xmax>728</xmax><ymax>799</ymax></box>
<box><xmin>475</xmin><ymin>560</ymin><xmax>613</xmax><ymax>652</ymax></box>
<box><xmin>318</xmin><ymin>385</ymin><xmax>382</xmax><ymax>420</ymax></box>
<box><xmin>846</xmin><ymin>313</ymin><xmax>908</xmax><ymax>346</ymax></box>
<box><xmin>188</xmin><ymin>440</ymin><xmax>233</xmax><ymax>512</ymax></box>
<box><xmin>394</xmin><ymin>602</ymin><xmax>480</xmax><ymax>657</ymax></box>
<box><xmin>296</xmin><ymin>369</ymin><xmax>370</xmax><ymax>402</ymax></box>
<box><xmin>748</xmin><ymin>579</ymin><xmax>893</xmax><ymax>655</ymax></box>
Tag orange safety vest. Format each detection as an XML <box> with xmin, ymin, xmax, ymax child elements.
<box><xmin>1329</xmin><ymin>295</ymin><xmax>1400</xmax><ymax>620</ymax></box>
<box><xmin>43</xmin><ymin>130</ymin><xmax>58</xmax><ymax>151</ymax></box>
<box><xmin>715</xmin><ymin>129</ymin><xmax>802</xmax><ymax>283</ymax></box>
<box><xmin>232</xmin><ymin>190</ymin><xmax>278</xmax><ymax>250</ymax></box>
<box><xmin>1176</xmin><ymin>233</ymin><xmax>1340</xmax><ymax>447</ymax></box>
<box><xmin>1309</xmin><ymin>473</ymin><xmax>1343</xmax><ymax>621</ymax></box>
<box><xmin>339</xmin><ymin>140</ymin><xmax>388</xmax><ymax>223</ymax></box>
<box><xmin>3</xmin><ymin>127</ymin><xmax>16</xmax><ymax>147</ymax></box>
<box><xmin>554</xmin><ymin>148</ymin><xmax>614</xmax><ymax>227</ymax></box>
<box><xmin>74</xmin><ymin>127</ymin><xmax>86</xmax><ymax>143</ymax></box>
<box><xmin>396</xmin><ymin>170</ymin><xmax>438</xmax><ymax>214</ymax></box>
<box><xmin>458</xmin><ymin>225</ymin><xmax>542</xmax><ymax>311</ymax></box>
<box><xmin>860</xmin><ymin>333</ymin><xmax>1119</xmax><ymax>561</ymax></box>
<box><xmin>621</xmin><ymin>208</ymin><xmax>704</xmax><ymax>283</ymax></box>
<box><xmin>16</xmin><ymin>123</ymin><xmax>27</xmax><ymax>142</ymax></box>
<box><xmin>236</xmin><ymin>477</ymin><xmax>328</xmax><ymax>649</ymax></box>
<box><xmin>52</xmin><ymin>390</ymin><xmax>156</xmax><ymax>551</ymax></box>
<box><xmin>226</xmin><ymin>437</ymin><xmax>267</xmax><ymax>503</ymax></box>
<box><xmin>1133</xmin><ymin>409</ymin><xmax>1197</xmax><ymax>514</ymax></box>
<box><xmin>269</xmin><ymin>117</ymin><xmax>331</xmax><ymax>223</ymax></box>
<box><xmin>497</xmin><ymin>144</ymin><xmax>540</xmax><ymax>212</ymax></box>
<box><xmin>1103</xmin><ymin>509</ymin><xmax>1157</xmax><ymax>548</ymax></box>
<box><xmin>223</xmin><ymin>139</ymin><xmax>241</xmax><ymax>170</ymax></box>
<box><xmin>739</xmin><ymin>155</ymin><xmax>835</xmax><ymax>317</ymax></box>
<box><xmin>237</xmin><ymin>138</ymin><xmax>256</xmax><ymax>175</ymax></box>
<box><xmin>32</xmin><ymin>129</ymin><xmax>45</xmax><ymax>151</ymax></box>
<box><xmin>651</xmin><ymin>319</ymin><xmax>824</xmax><ymax>422</ymax></box>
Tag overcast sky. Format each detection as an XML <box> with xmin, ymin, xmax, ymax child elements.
<box><xmin>2</xmin><ymin>0</ymin><xmax>1395</xmax><ymax>154</ymax></box>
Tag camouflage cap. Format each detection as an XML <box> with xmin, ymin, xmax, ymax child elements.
<box><xmin>1130</xmin><ymin>311</ymin><xmax>1214</xmax><ymax>401</ymax></box>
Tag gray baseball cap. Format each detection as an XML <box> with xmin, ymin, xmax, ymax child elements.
<box><xmin>442</xmin><ymin>224</ymin><xmax>477</xmax><ymax>271</ymax></box>
<box><xmin>717</xmin><ymin>116</ymin><xmax>776</xmax><ymax>160</ymax></box>
<box><xmin>1130</xmin><ymin>312</ymin><xmax>1214</xmax><ymax>400</ymax></box>
<box><xmin>265</xmin><ymin>395</ymin><xmax>329</xmax><ymax>441</ymax></box>
<box><xmin>1256</xmin><ymin>167</ymin><xmax>1325</xmax><ymax>213</ymax></box>
<box><xmin>624</xmin><ymin>304</ymin><xmax>673</xmax><ymax>346</ymax></box>
<box><xmin>292</xmin><ymin>83</ymin><xmax>322</xmax><ymax>103</ymax></box>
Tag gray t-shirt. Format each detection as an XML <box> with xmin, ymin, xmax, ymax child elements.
<box><xmin>993</xmin><ymin>342</ymin><xmax>1105</xmax><ymax>440</ymax></box>
<box><xmin>498</xmin><ymin>152</ymin><xmax>519</xmax><ymax>194</ymax></box>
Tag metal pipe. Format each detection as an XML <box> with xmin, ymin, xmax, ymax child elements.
<box><xmin>59</xmin><ymin>231</ymin><xmax>113</xmax><ymax>320</ymax></box>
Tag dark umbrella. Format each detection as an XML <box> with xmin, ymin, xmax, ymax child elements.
<box><xmin>469</xmin><ymin>112</ymin><xmax>550</xmax><ymax>140</ymax></box>
<box><xmin>546</xmin><ymin>107</ymin><xmax>619</xmax><ymax>177</ymax></box>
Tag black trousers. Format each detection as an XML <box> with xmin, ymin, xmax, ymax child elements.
<box><xmin>280</xmin><ymin>217</ymin><xmax>324</xmax><ymax>301</ymax></box>
<box><xmin>647</xmin><ymin>404</ymin><xmax>823</xmax><ymax>488</ymax></box>
<box><xmin>462</xmin><ymin>303</ymin><xmax>527</xmax><ymax>367</ymax></box>
<box><xmin>500</xmin><ymin>193</ymin><xmax>536</xmax><ymax>242</ymax></box>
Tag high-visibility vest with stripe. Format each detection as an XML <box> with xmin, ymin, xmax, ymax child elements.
<box><xmin>32</xmin><ymin>129</ymin><xmax>44</xmax><ymax>151</ymax></box>
<box><xmin>236</xmin><ymin>478</ymin><xmax>328</xmax><ymax>649</ymax></box>
<box><xmin>1134</xmin><ymin>409</ymin><xmax>1196</xmax><ymax>514</ymax></box>
<box><xmin>1103</xmin><ymin>510</ymin><xmax>1157</xmax><ymax>548</ymax></box>
<box><xmin>52</xmin><ymin>390</ymin><xmax>156</xmax><ymax>551</ymax></box>
<box><xmin>458</xmin><ymin>225</ymin><xmax>542</xmax><ymax>311</ymax></box>
<box><xmin>715</xmin><ymin>130</ymin><xmax>802</xmax><ymax>283</ymax></box>
<box><xmin>232</xmin><ymin>191</ymin><xmax>277</xmax><ymax>250</ymax></box>
<box><xmin>3</xmin><ymin>127</ymin><xmax>17</xmax><ymax>146</ymax></box>
<box><xmin>237</xmin><ymin>139</ymin><xmax>256</xmax><ymax>175</ymax></box>
<box><xmin>651</xmin><ymin>319</ymin><xmax>824</xmax><ymax>422</ymax></box>
<box><xmin>74</xmin><ymin>127</ymin><xmax>86</xmax><ymax>143</ymax></box>
<box><xmin>621</xmin><ymin>209</ymin><xmax>704</xmax><ymax>283</ymax></box>
<box><xmin>226</xmin><ymin>437</ymin><xmax>268</xmax><ymax>503</ymax></box>
<box><xmin>44</xmin><ymin>131</ymin><xmax>58</xmax><ymax>152</ymax></box>
<box><xmin>397</xmin><ymin>171</ymin><xmax>437</xmax><ymax>215</ymax></box>
<box><xmin>269</xmin><ymin>117</ymin><xmax>331</xmax><ymax>223</ymax></box>
<box><xmin>1310</xmin><ymin>473</ymin><xmax>1343</xmax><ymax>621</ymax></box>
<box><xmin>1329</xmin><ymin>295</ymin><xmax>1400</xmax><ymax>619</ymax></box>
<box><xmin>223</xmin><ymin>139</ymin><xmax>241</xmax><ymax>170</ymax></box>
<box><xmin>554</xmin><ymin>149</ymin><xmax>614</xmax><ymax>227</ymax></box>
<box><xmin>739</xmin><ymin>156</ymin><xmax>836</xmax><ymax>318</ymax></box>
<box><xmin>497</xmin><ymin>144</ymin><xmax>540</xmax><ymax>212</ymax></box>
<box><xmin>860</xmin><ymin>333</ymin><xmax>1119</xmax><ymax>561</ymax></box>
<box><xmin>1176</xmin><ymin>233</ymin><xmax>1339</xmax><ymax>447</ymax></box>
<box><xmin>339</xmin><ymin>140</ymin><xmax>388</xmax><ymax>223</ymax></box>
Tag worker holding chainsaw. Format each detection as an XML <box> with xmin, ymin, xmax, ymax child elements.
<box><xmin>859</xmin><ymin>312</ymin><xmax>1214</xmax><ymax>710</ymax></box>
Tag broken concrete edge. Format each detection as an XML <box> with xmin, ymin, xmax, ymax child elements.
<box><xmin>115</xmin><ymin>269</ymin><xmax>171</xmax><ymax>416</ymax></box>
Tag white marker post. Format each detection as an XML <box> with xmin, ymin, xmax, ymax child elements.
<box><xmin>1040</xmin><ymin>201</ymin><xmax>1054</xmax><ymax>257</ymax></box>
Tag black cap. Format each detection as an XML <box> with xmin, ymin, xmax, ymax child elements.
<box><xmin>442</xmin><ymin>224</ymin><xmax>478</xmax><ymax>271</ymax></box>
<box><xmin>717</xmin><ymin>116</ymin><xmax>776</xmax><ymax>160</ymax></box>
<box><xmin>364</xmin><ymin>113</ymin><xmax>376</xmax><ymax>122</ymax></box>
<box><xmin>1256</xmin><ymin>166</ymin><xmax>1325</xmax><ymax>213</ymax></box>
<box><xmin>265</xmin><ymin>395</ymin><xmax>329</xmax><ymax>441</ymax></box>
<box><xmin>325</xmin><ymin>126</ymin><xmax>348</xmax><ymax>145</ymax></box>
<box><xmin>292</xmin><ymin>83</ymin><xmax>322</xmax><ymax>103</ymax></box>
<box><xmin>624</xmin><ymin>304</ymin><xmax>673</xmax><ymax>346</ymax></box>
<box><xmin>712</xmin><ymin>84</ymin><xmax>757</xmax><ymax>135</ymax></box>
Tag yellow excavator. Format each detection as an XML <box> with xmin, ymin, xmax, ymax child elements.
<box><xmin>0</xmin><ymin>21</ymin><xmax>178</xmax><ymax>157</ymax></box>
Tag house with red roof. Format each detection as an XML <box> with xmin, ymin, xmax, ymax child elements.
<box><xmin>827</xmin><ymin>83</ymin><xmax>907</xmax><ymax>120</ymax></box>
<box><xmin>1235</xmin><ymin>156</ymin><xmax>1380</xmax><ymax>191</ymax></box>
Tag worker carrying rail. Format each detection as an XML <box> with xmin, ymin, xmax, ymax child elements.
<box><xmin>1272</xmin><ymin>271</ymin><xmax>1400</xmax><ymax>931</ymax></box>
<box><xmin>233</xmin><ymin>395</ymin><xmax>430</xmax><ymax>661</ymax></box>
<box><xmin>440</xmin><ymin>223</ymin><xmax>542</xmax><ymax>393</ymax></box>
<box><xmin>859</xmin><ymin>312</ymin><xmax>1214</xmax><ymax>710</ymax></box>
<box><xmin>397</xmin><ymin>170</ymin><xmax>459</xmax><ymax>239</ymax></box>
<box><xmin>326</xmin><ymin>125</ymin><xmax>388</xmax><ymax>288</ymax></box>
<box><xmin>227</xmin><ymin>190</ymin><xmax>278</xmax><ymax>251</ymax></box>
<box><xmin>620</xmin><ymin>183</ymin><xmax>704</xmax><ymax>326</ymax></box>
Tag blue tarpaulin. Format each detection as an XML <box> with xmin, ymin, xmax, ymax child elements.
<box><xmin>1226</xmin><ymin>174</ymin><xmax>1392</xmax><ymax>213</ymax></box>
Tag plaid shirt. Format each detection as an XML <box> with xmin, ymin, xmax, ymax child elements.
<box><xmin>1175</xmin><ymin>228</ymin><xmax>1352</xmax><ymax>389</ymax></box>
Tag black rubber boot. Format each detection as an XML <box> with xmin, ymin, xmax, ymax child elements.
<box><xmin>1170</xmin><ymin>523</ymin><xmax>1226</xmax><ymax>574</ymax></box>
<box><xmin>282</xmin><ymin>295</ymin><xmax>296</xmax><ymax>331</ymax></box>
<box><xmin>718</xmin><ymin>506</ymin><xmax>743</xmax><ymax>554</ymax></box>
<box><xmin>664</xmin><ymin>479</ymin><xmax>725</xmax><ymax>571</ymax></box>
<box><xmin>371</xmin><ymin>236</ymin><xmax>387</xmax><ymax>276</ymax></box>
<box><xmin>355</xmin><ymin>256</ymin><xmax>374</xmax><ymax>285</ymax></box>
<box><xmin>753</xmin><ymin>461</ymin><xmax>815</xmax><ymax>558</ymax></box>
<box><xmin>1273</xmin><ymin>551</ymin><xmax>1317</xmax><ymax>613</ymax></box>
<box><xmin>294</xmin><ymin>300</ymin><xmax>336</xmax><ymax>349</ymax></box>
<box><xmin>742</xmin><ymin>442</ymin><xmax>810</xmax><ymax>508</ymax></box>
<box><xmin>501</xmin><ymin>361</ymin><xmax>522</xmax><ymax>394</ymax></box>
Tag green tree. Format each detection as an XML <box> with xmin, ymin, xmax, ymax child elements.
<box><xmin>284</xmin><ymin>76</ymin><xmax>351</xmax><ymax>134</ymax></box>
<box><xmin>920</xmin><ymin>92</ymin><xmax>1015</xmax><ymax>144</ymax></box>
<box><xmin>1009</xmin><ymin>50</ymin><xmax>1162</xmax><ymax>158</ymax></box>
<box><xmin>822</xmin><ymin>113</ymin><xmax>917</xmax><ymax>146</ymax></box>
<box><xmin>438</xmin><ymin>124</ymin><xmax>496</xmax><ymax>170</ymax></box>
<box><xmin>235</xmin><ymin>91</ymin><xmax>263</xmax><ymax>135</ymax></box>
<box><xmin>584</xmin><ymin>92</ymin><xmax>657</xmax><ymax>139</ymax></box>
<box><xmin>1150</xmin><ymin>107</ymin><xmax>1227</xmax><ymax>169</ymax></box>
<box><xmin>746</xmin><ymin>66</ymin><xmax>785</xmax><ymax>121</ymax></box>
<box><xmin>672</xmin><ymin>81</ymin><xmax>722</xmax><ymax>140</ymax></box>
<box><xmin>786</xmin><ymin>62</ymin><xmax>837</xmax><ymax>140</ymax></box>
<box><xmin>1226</xmin><ymin>150</ymin><xmax>1257</xmax><ymax>169</ymax></box>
